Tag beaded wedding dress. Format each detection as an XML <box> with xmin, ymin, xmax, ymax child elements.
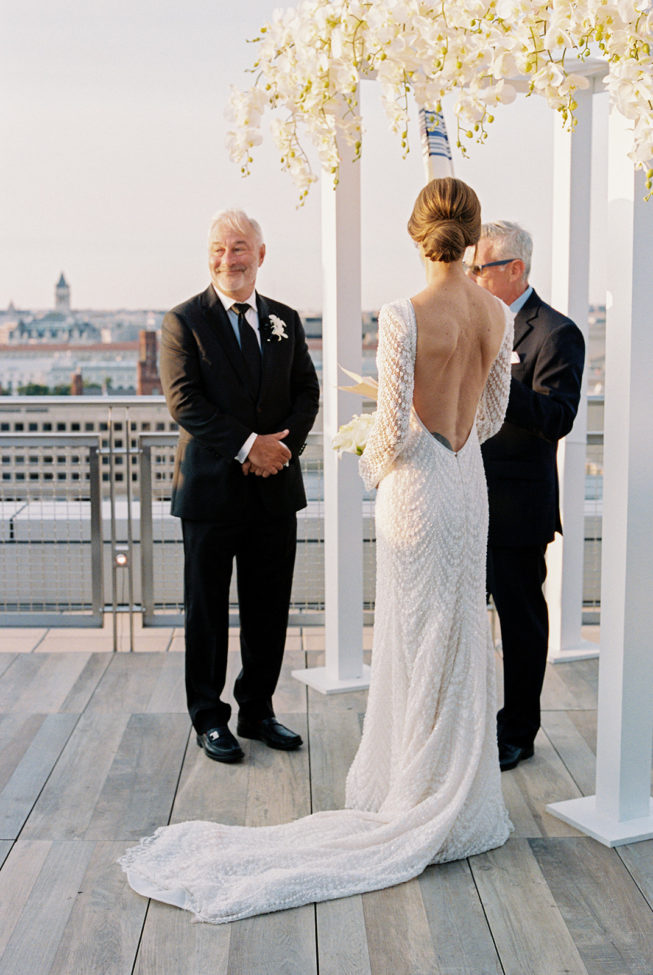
<box><xmin>120</xmin><ymin>297</ymin><xmax>514</xmax><ymax>924</ymax></box>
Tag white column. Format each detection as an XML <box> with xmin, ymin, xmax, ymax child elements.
<box><xmin>546</xmin><ymin>86</ymin><xmax>598</xmax><ymax>662</ymax></box>
<box><xmin>548</xmin><ymin>109</ymin><xmax>653</xmax><ymax>844</ymax></box>
<box><xmin>293</xmin><ymin>140</ymin><xmax>371</xmax><ymax>694</ymax></box>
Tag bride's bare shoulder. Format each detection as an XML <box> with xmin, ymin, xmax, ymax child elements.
<box><xmin>467</xmin><ymin>283</ymin><xmax>508</xmax><ymax>332</ymax></box>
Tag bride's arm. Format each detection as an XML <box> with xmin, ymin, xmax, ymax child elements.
<box><xmin>359</xmin><ymin>303</ymin><xmax>415</xmax><ymax>490</ymax></box>
<box><xmin>476</xmin><ymin>307</ymin><xmax>514</xmax><ymax>445</ymax></box>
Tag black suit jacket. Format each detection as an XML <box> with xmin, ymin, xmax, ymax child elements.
<box><xmin>160</xmin><ymin>285</ymin><xmax>320</xmax><ymax>521</ymax></box>
<box><xmin>481</xmin><ymin>289</ymin><xmax>585</xmax><ymax>547</ymax></box>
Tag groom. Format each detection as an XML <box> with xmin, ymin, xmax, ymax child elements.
<box><xmin>160</xmin><ymin>209</ymin><xmax>320</xmax><ymax>763</ymax></box>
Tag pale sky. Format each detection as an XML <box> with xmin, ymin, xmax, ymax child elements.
<box><xmin>1</xmin><ymin>0</ymin><xmax>608</xmax><ymax>313</ymax></box>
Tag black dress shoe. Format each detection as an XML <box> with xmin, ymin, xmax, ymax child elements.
<box><xmin>499</xmin><ymin>741</ymin><xmax>534</xmax><ymax>772</ymax></box>
<box><xmin>196</xmin><ymin>726</ymin><xmax>244</xmax><ymax>764</ymax></box>
<box><xmin>236</xmin><ymin>717</ymin><xmax>303</xmax><ymax>751</ymax></box>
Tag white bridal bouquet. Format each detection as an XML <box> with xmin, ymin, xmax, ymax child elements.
<box><xmin>332</xmin><ymin>411</ymin><xmax>376</xmax><ymax>456</ymax></box>
<box><xmin>331</xmin><ymin>366</ymin><xmax>378</xmax><ymax>456</ymax></box>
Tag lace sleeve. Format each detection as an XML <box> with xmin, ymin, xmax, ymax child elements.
<box><xmin>475</xmin><ymin>305</ymin><xmax>514</xmax><ymax>445</ymax></box>
<box><xmin>359</xmin><ymin>301</ymin><xmax>415</xmax><ymax>490</ymax></box>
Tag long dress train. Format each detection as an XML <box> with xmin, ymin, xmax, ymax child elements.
<box><xmin>119</xmin><ymin>297</ymin><xmax>514</xmax><ymax>924</ymax></box>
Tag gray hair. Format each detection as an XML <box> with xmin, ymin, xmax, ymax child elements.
<box><xmin>480</xmin><ymin>220</ymin><xmax>532</xmax><ymax>278</ymax></box>
<box><xmin>208</xmin><ymin>209</ymin><xmax>264</xmax><ymax>247</ymax></box>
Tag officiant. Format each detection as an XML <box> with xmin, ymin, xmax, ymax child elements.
<box><xmin>467</xmin><ymin>221</ymin><xmax>585</xmax><ymax>771</ymax></box>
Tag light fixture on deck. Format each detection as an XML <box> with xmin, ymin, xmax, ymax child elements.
<box><xmin>114</xmin><ymin>547</ymin><xmax>129</xmax><ymax>568</ymax></box>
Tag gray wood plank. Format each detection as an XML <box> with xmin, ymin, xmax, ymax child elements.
<box><xmin>0</xmin><ymin>713</ymin><xmax>78</xmax><ymax>839</ymax></box>
<box><xmin>134</xmin><ymin>899</ymin><xmax>231</xmax><ymax>975</ymax></box>
<box><xmin>308</xmin><ymin>691</ymin><xmax>363</xmax><ymax>812</ymax></box>
<box><xmin>60</xmin><ymin>651</ymin><xmax>112</xmax><ymax>713</ymax></box>
<box><xmin>0</xmin><ymin>653</ymin><xmax>92</xmax><ymax>714</ymax></box>
<box><xmin>618</xmin><ymin>839</ymin><xmax>653</xmax><ymax>911</ymax></box>
<box><xmin>541</xmin><ymin>710</ymin><xmax>597</xmax><ymax>795</ymax></box>
<box><xmin>316</xmin><ymin>896</ymin><xmax>372</xmax><ymax>975</ymax></box>
<box><xmin>0</xmin><ymin>840</ymin><xmax>51</xmax><ymax>959</ymax></box>
<box><xmin>0</xmin><ymin>840</ymin><xmax>93</xmax><ymax>975</ymax></box>
<box><xmin>0</xmin><ymin>655</ymin><xmax>17</xmax><ymax>679</ymax></box>
<box><xmin>471</xmin><ymin>838</ymin><xmax>589</xmax><ymax>975</ymax></box>
<box><xmin>171</xmin><ymin>733</ymin><xmax>249</xmax><ymax>826</ymax></box>
<box><xmin>271</xmin><ymin>649</ymin><xmax>309</xmax><ymax>715</ymax></box>
<box><xmin>227</xmin><ymin>906</ymin><xmax>317</xmax><ymax>975</ymax></box>
<box><xmin>0</xmin><ymin>840</ymin><xmax>12</xmax><ymax>868</ymax></box>
<box><xmin>84</xmin><ymin>652</ymin><xmax>169</xmax><ymax>713</ymax></box>
<box><xmin>362</xmin><ymin>879</ymin><xmax>439</xmax><ymax>975</ymax></box>
<box><xmin>419</xmin><ymin>859</ymin><xmax>503</xmax><ymax>974</ymax></box>
<box><xmin>48</xmin><ymin>841</ymin><xmax>147</xmax><ymax>975</ymax></box>
<box><xmin>0</xmin><ymin>713</ymin><xmax>47</xmax><ymax>791</ymax></box>
<box><xmin>567</xmin><ymin>708</ymin><xmax>598</xmax><ymax>751</ymax></box>
<box><xmin>85</xmin><ymin>712</ymin><xmax>190</xmax><ymax>841</ymax></box>
<box><xmin>541</xmin><ymin>658</ymin><xmax>598</xmax><ymax>711</ymax></box>
<box><xmin>533</xmin><ymin>837</ymin><xmax>653</xmax><ymax>975</ymax></box>
<box><xmin>244</xmin><ymin>713</ymin><xmax>310</xmax><ymax>827</ymax></box>
<box><xmin>0</xmin><ymin>655</ymin><xmax>48</xmax><ymax>712</ymax></box>
<box><xmin>20</xmin><ymin>712</ymin><xmax>130</xmax><ymax>839</ymax></box>
<box><xmin>143</xmin><ymin>652</ymin><xmax>186</xmax><ymax>713</ymax></box>
<box><xmin>501</xmin><ymin>728</ymin><xmax>585</xmax><ymax>837</ymax></box>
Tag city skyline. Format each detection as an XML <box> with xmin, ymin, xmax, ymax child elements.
<box><xmin>3</xmin><ymin>0</ymin><xmax>609</xmax><ymax>312</ymax></box>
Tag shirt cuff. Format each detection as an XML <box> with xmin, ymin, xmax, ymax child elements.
<box><xmin>236</xmin><ymin>432</ymin><xmax>257</xmax><ymax>464</ymax></box>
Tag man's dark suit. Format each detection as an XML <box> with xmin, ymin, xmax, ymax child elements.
<box><xmin>160</xmin><ymin>284</ymin><xmax>319</xmax><ymax>732</ymax></box>
<box><xmin>481</xmin><ymin>288</ymin><xmax>585</xmax><ymax>749</ymax></box>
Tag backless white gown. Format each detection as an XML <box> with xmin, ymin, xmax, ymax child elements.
<box><xmin>119</xmin><ymin>297</ymin><xmax>514</xmax><ymax>924</ymax></box>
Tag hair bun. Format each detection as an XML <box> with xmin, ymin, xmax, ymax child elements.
<box><xmin>407</xmin><ymin>178</ymin><xmax>481</xmax><ymax>263</ymax></box>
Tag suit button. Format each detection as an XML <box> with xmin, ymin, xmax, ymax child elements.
<box><xmin>257</xmin><ymin>407</ymin><xmax>263</xmax><ymax>413</ymax></box>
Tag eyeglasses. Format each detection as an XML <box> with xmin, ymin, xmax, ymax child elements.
<box><xmin>463</xmin><ymin>258</ymin><xmax>517</xmax><ymax>277</ymax></box>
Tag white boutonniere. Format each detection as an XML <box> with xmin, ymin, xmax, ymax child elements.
<box><xmin>267</xmin><ymin>314</ymin><xmax>288</xmax><ymax>341</ymax></box>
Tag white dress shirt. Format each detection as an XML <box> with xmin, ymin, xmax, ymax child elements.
<box><xmin>213</xmin><ymin>285</ymin><xmax>259</xmax><ymax>463</ymax></box>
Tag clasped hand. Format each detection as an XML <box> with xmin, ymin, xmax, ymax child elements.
<box><xmin>242</xmin><ymin>430</ymin><xmax>291</xmax><ymax>477</ymax></box>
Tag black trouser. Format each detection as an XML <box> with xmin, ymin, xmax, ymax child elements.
<box><xmin>182</xmin><ymin>510</ymin><xmax>297</xmax><ymax>733</ymax></box>
<box><xmin>487</xmin><ymin>544</ymin><xmax>548</xmax><ymax>749</ymax></box>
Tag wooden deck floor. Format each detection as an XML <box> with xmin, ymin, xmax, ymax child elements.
<box><xmin>1</xmin><ymin>627</ymin><xmax>652</xmax><ymax>975</ymax></box>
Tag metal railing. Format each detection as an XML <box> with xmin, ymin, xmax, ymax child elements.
<box><xmin>0</xmin><ymin>434</ymin><xmax>103</xmax><ymax>625</ymax></box>
<box><xmin>0</xmin><ymin>395</ymin><xmax>605</xmax><ymax>633</ymax></box>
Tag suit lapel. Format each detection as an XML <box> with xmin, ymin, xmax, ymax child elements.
<box><xmin>256</xmin><ymin>293</ymin><xmax>283</xmax><ymax>400</ymax></box>
<box><xmin>200</xmin><ymin>285</ymin><xmax>253</xmax><ymax>395</ymax></box>
<box><xmin>513</xmin><ymin>288</ymin><xmax>541</xmax><ymax>351</ymax></box>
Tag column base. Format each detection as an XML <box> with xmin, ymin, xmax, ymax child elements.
<box><xmin>292</xmin><ymin>664</ymin><xmax>371</xmax><ymax>695</ymax></box>
<box><xmin>546</xmin><ymin>795</ymin><xmax>653</xmax><ymax>846</ymax></box>
<box><xmin>549</xmin><ymin>639</ymin><xmax>600</xmax><ymax>664</ymax></box>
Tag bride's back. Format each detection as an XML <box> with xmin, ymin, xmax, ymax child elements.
<box><xmin>406</xmin><ymin>176</ymin><xmax>506</xmax><ymax>452</ymax></box>
<box><xmin>412</xmin><ymin>275</ymin><xmax>505</xmax><ymax>452</ymax></box>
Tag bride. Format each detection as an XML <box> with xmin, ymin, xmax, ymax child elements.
<box><xmin>120</xmin><ymin>177</ymin><xmax>514</xmax><ymax>923</ymax></box>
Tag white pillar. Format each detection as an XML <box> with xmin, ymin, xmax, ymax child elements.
<box><xmin>293</xmin><ymin>141</ymin><xmax>371</xmax><ymax>694</ymax></box>
<box><xmin>546</xmin><ymin>86</ymin><xmax>599</xmax><ymax>662</ymax></box>
<box><xmin>548</xmin><ymin>109</ymin><xmax>653</xmax><ymax>844</ymax></box>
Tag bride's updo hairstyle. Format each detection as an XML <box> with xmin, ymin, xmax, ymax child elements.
<box><xmin>407</xmin><ymin>177</ymin><xmax>481</xmax><ymax>263</ymax></box>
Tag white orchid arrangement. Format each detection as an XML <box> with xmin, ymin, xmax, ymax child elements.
<box><xmin>227</xmin><ymin>0</ymin><xmax>653</xmax><ymax>200</ymax></box>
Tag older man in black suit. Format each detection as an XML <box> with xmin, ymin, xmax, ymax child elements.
<box><xmin>160</xmin><ymin>209</ymin><xmax>319</xmax><ymax>763</ymax></box>
<box><xmin>467</xmin><ymin>221</ymin><xmax>585</xmax><ymax>771</ymax></box>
